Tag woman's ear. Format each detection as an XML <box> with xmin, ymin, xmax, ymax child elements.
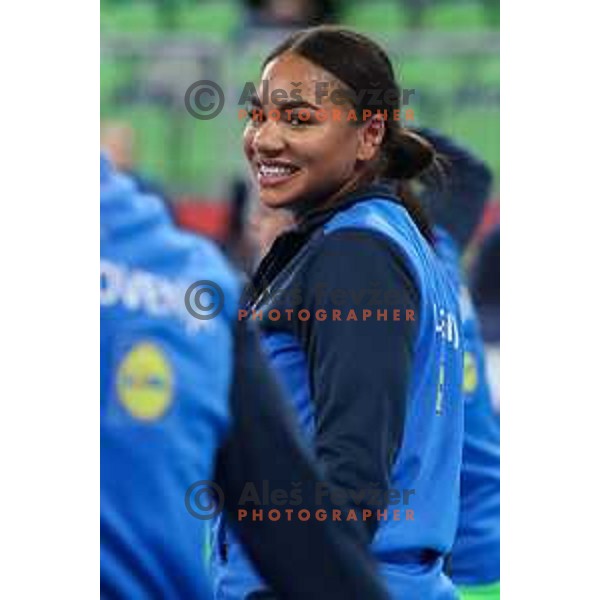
<box><xmin>356</xmin><ymin>115</ymin><xmax>386</xmax><ymax>161</ymax></box>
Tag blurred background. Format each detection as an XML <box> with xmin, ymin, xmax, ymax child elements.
<box><xmin>101</xmin><ymin>0</ymin><xmax>499</xmax><ymax>244</ymax></box>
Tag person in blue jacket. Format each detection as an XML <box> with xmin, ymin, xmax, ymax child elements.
<box><xmin>412</xmin><ymin>129</ymin><xmax>500</xmax><ymax>600</ymax></box>
<box><xmin>244</xmin><ymin>130</ymin><xmax>501</xmax><ymax>600</ymax></box>
<box><xmin>212</xmin><ymin>27</ymin><xmax>465</xmax><ymax>600</ymax></box>
<box><xmin>470</xmin><ymin>225</ymin><xmax>500</xmax><ymax>410</ymax></box>
<box><xmin>100</xmin><ymin>154</ymin><xmax>390</xmax><ymax>600</ymax></box>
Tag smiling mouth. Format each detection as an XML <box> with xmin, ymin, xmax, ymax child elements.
<box><xmin>256</xmin><ymin>161</ymin><xmax>301</xmax><ymax>187</ymax></box>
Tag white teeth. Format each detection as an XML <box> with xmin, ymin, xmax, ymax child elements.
<box><xmin>259</xmin><ymin>164</ymin><xmax>296</xmax><ymax>177</ymax></box>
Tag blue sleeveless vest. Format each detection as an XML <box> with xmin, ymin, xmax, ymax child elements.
<box><xmin>434</xmin><ymin>228</ymin><xmax>500</xmax><ymax>585</ymax></box>
<box><xmin>213</xmin><ymin>198</ymin><xmax>464</xmax><ymax>600</ymax></box>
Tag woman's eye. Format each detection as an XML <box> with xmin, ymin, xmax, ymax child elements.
<box><xmin>288</xmin><ymin>111</ymin><xmax>310</xmax><ymax>126</ymax></box>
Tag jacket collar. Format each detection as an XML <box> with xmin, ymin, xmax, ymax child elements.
<box><xmin>294</xmin><ymin>180</ymin><xmax>399</xmax><ymax>236</ymax></box>
<box><xmin>245</xmin><ymin>181</ymin><xmax>401</xmax><ymax>306</ymax></box>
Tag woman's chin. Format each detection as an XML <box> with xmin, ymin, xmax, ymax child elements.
<box><xmin>259</xmin><ymin>188</ymin><xmax>301</xmax><ymax>209</ymax></box>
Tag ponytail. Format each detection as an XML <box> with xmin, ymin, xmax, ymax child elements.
<box><xmin>380</xmin><ymin>125</ymin><xmax>436</xmax><ymax>242</ymax></box>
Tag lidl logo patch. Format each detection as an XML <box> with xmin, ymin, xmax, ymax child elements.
<box><xmin>116</xmin><ymin>342</ymin><xmax>173</xmax><ymax>421</ymax></box>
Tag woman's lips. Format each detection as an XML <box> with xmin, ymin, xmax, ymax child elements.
<box><xmin>256</xmin><ymin>163</ymin><xmax>301</xmax><ymax>188</ymax></box>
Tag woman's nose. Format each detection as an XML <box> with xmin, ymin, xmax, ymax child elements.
<box><xmin>253</xmin><ymin>119</ymin><xmax>285</xmax><ymax>155</ymax></box>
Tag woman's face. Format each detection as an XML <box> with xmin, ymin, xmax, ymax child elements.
<box><xmin>243</xmin><ymin>52</ymin><xmax>369</xmax><ymax>212</ymax></box>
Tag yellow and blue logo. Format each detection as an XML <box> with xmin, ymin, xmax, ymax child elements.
<box><xmin>116</xmin><ymin>342</ymin><xmax>173</xmax><ymax>421</ymax></box>
<box><xmin>462</xmin><ymin>351</ymin><xmax>478</xmax><ymax>395</ymax></box>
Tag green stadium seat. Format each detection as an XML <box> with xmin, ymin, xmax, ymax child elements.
<box><xmin>341</xmin><ymin>0</ymin><xmax>410</xmax><ymax>33</ymax></box>
<box><xmin>101</xmin><ymin>2</ymin><xmax>160</xmax><ymax>34</ymax></box>
<box><xmin>176</xmin><ymin>2</ymin><xmax>240</xmax><ymax>39</ymax></box>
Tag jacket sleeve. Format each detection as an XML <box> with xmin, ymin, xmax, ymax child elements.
<box><xmin>295</xmin><ymin>229</ymin><xmax>419</xmax><ymax>540</ymax></box>
<box><xmin>214</xmin><ymin>317</ymin><xmax>389</xmax><ymax>600</ymax></box>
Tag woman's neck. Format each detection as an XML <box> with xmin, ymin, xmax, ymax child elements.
<box><xmin>294</xmin><ymin>167</ymin><xmax>378</xmax><ymax>223</ymax></box>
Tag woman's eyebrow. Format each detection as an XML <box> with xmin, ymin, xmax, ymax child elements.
<box><xmin>276</xmin><ymin>100</ymin><xmax>320</xmax><ymax>112</ymax></box>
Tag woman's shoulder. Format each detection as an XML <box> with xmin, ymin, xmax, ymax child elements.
<box><xmin>302</xmin><ymin>227</ymin><xmax>420</xmax><ymax>303</ymax></box>
<box><xmin>323</xmin><ymin>196</ymin><xmax>415</xmax><ymax>241</ymax></box>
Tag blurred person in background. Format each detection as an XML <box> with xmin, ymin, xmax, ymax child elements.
<box><xmin>101</xmin><ymin>120</ymin><xmax>172</xmax><ymax>214</ymax></box>
<box><xmin>212</xmin><ymin>26</ymin><xmax>465</xmax><ymax>600</ymax></box>
<box><xmin>402</xmin><ymin>0</ymin><xmax>431</xmax><ymax>29</ymax></box>
<box><xmin>100</xmin><ymin>154</ymin><xmax>390</xmax><ymax>600</ymax></box>
<box><xmin>224</xmin><ymin>179</ymin><xmax>256</xmax><ymax>274</ymax></box>
<box><xmin>244</xmin><ymin>0</ymin><xmax>337</xmax><ymax>28</ymax></box>
<box><xmin>247</xmin><ymin>198</ymin><xmax>296</xmax><ymax>261</ymax></box>
<box><xmin>469</xmin><ymin>224</ymin><xmax>500</xmax><ymax>410</ymax></box>
<box><xmin>411</xmin><ymin>129</ymin><xmax>500</xmax><ymax>600</ymax></box>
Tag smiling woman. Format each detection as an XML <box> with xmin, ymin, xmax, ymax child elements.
<box><xmin>212</xmin><ymin>26</ymin><xmax>466</xmax><ymax>600</ymax></box>
<box><xmin>242</xmin><ymin>27</ymin><xmax>434</xmax><ymax>223</ymax></box>
<box><xmin>243</xmin><ymin>51</ymin><xmax>364</xmax><ymax>214</ymax></box>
